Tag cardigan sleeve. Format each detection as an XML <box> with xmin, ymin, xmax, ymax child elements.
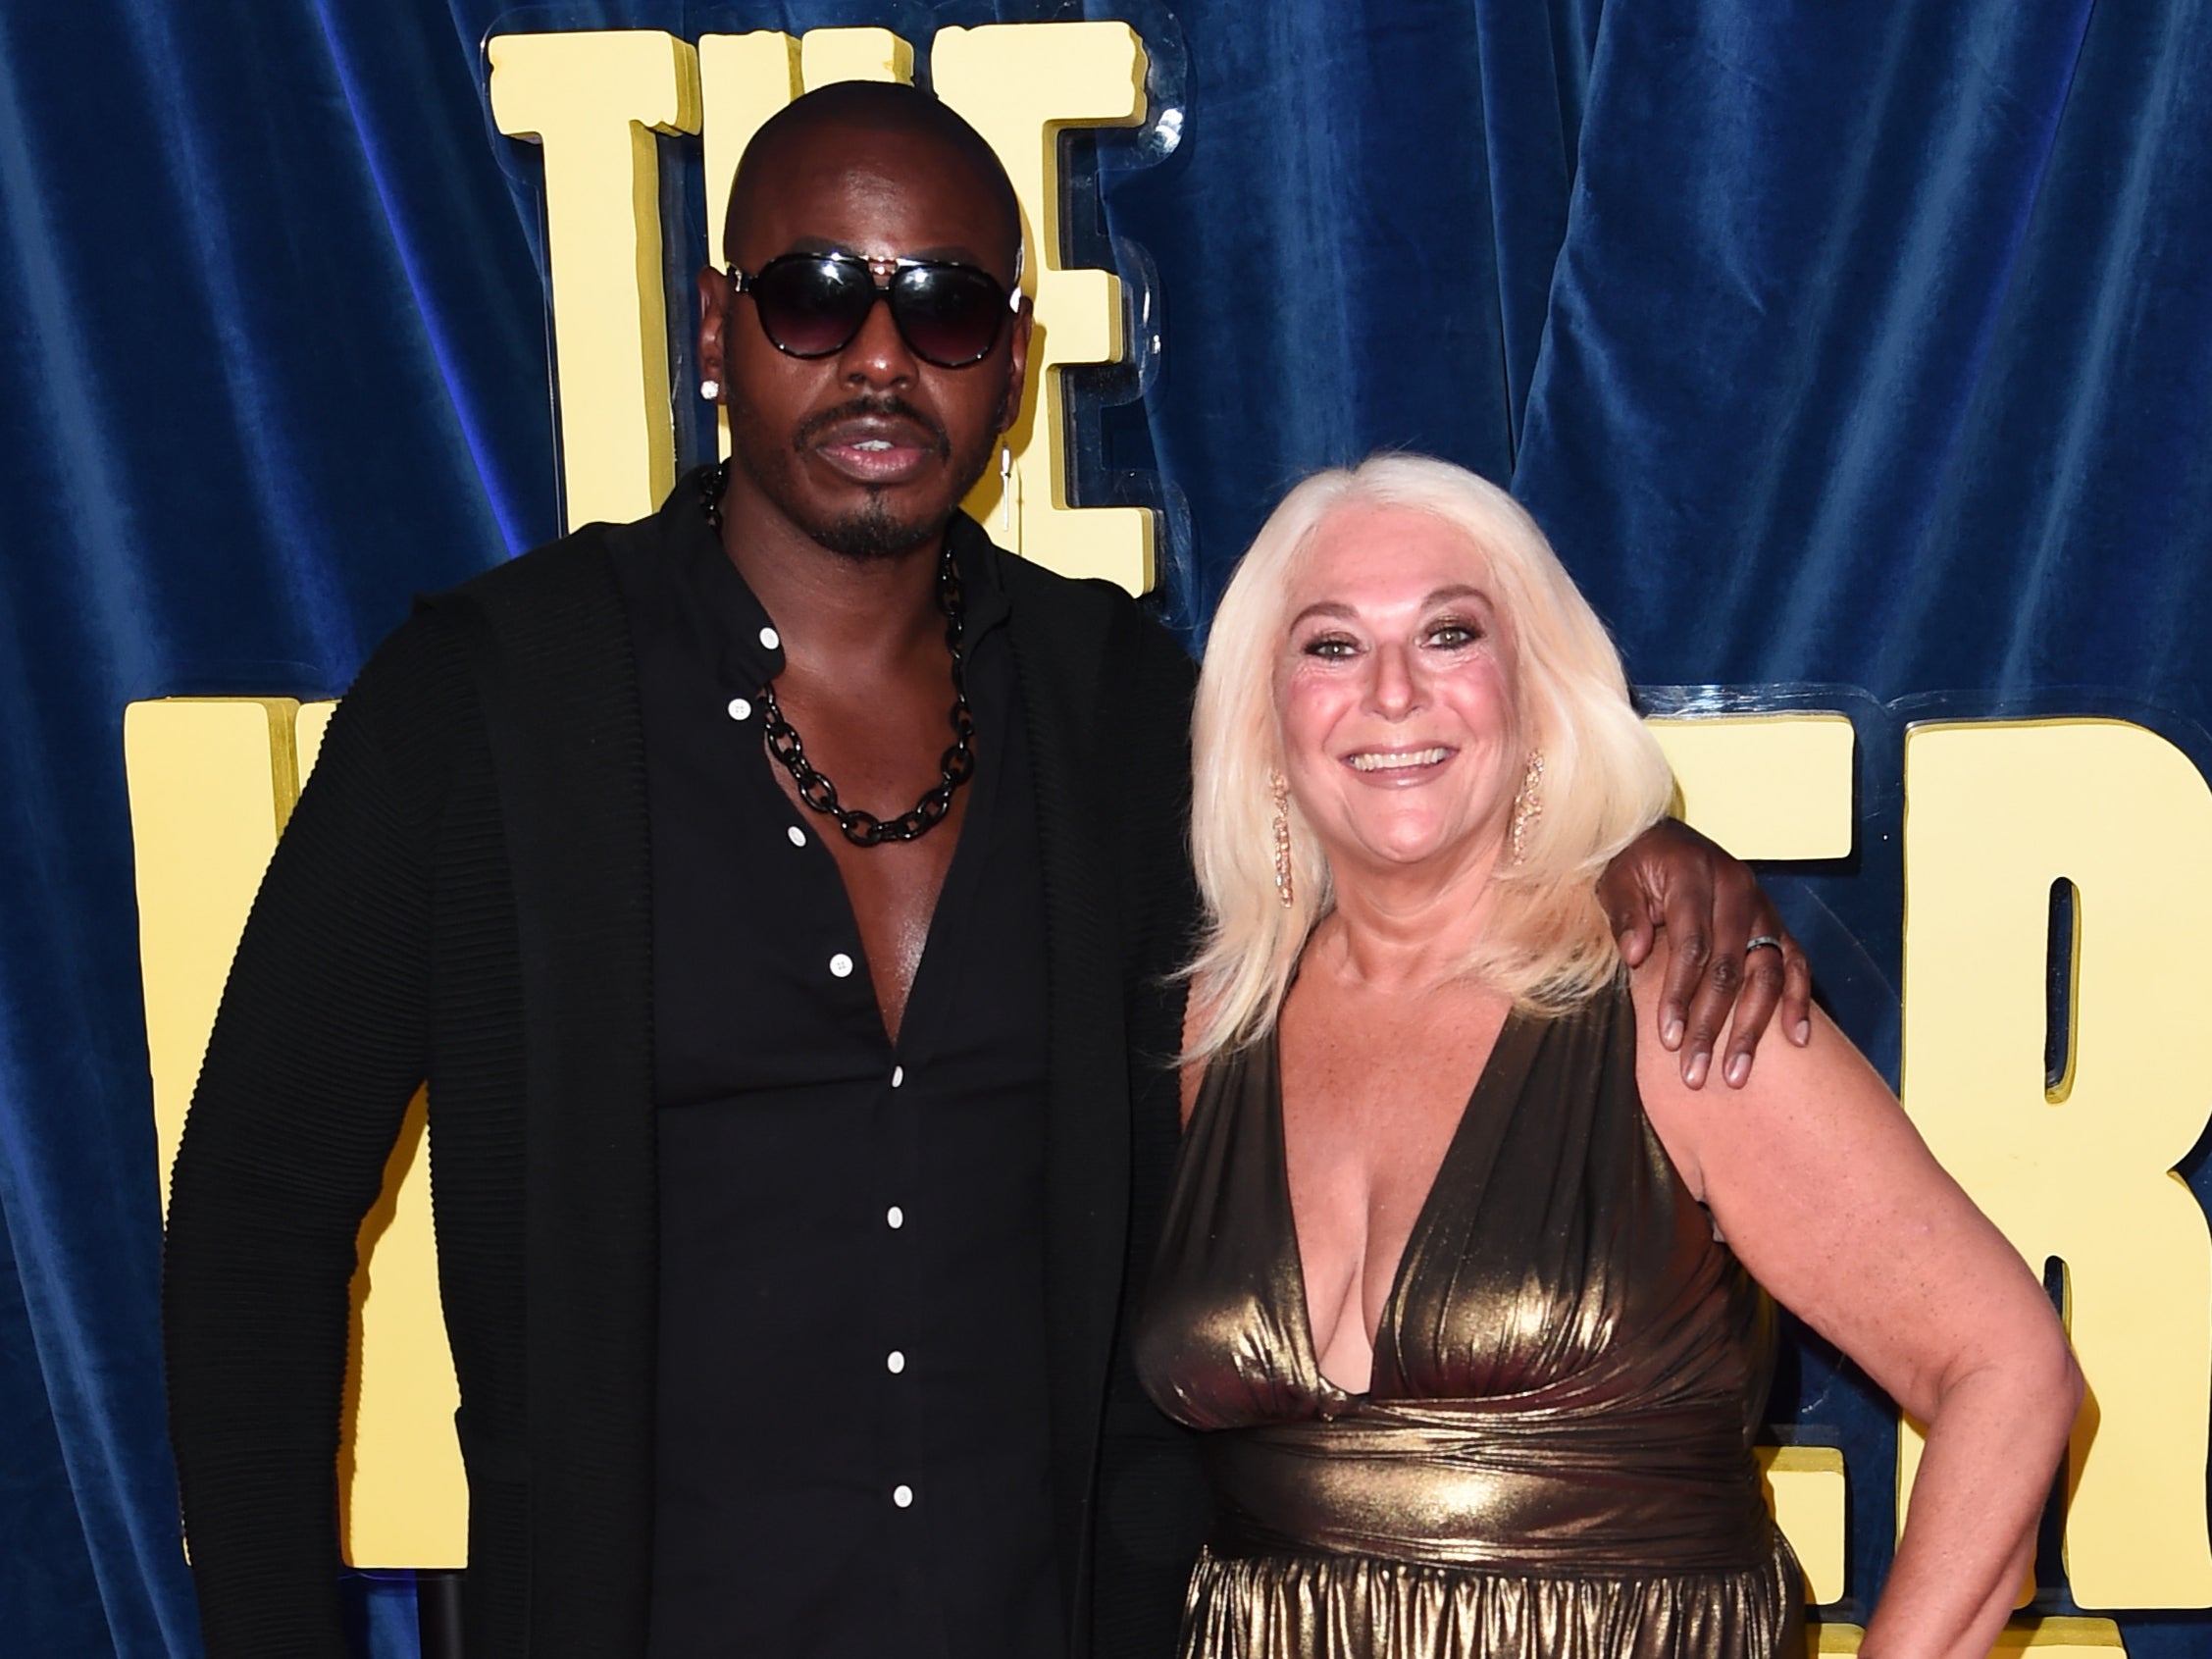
<box><xmin>162</xmin><ymin>606</ymin><xmax>468</xmax><ymax>1656</ymax></box>
<box><xmin>1089</xmin><ymin>603</ymin><xmax>1214</xmax><ymax>1659</ymax></box>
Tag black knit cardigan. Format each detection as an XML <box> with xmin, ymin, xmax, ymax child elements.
<box><xmin>162</xmin><ymin>500</ymin><xmax>1207</xmax><ymax>1658</ymax></box>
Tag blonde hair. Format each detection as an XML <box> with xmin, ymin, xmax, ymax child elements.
<box><xmin>1183</xmin><ymin>454</ymin><xmax>1675</xmax><ymax>1063</ymax></box>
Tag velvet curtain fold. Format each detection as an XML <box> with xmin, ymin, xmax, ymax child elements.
<box><xmin>0</xmin><ymin>3</ymin><xmax>555</xmax><ymax>1652</ymax></box>
<box><xmin>5</xmin><ymin>2</ymin><xmax>2209</xmax><ymax>1654</ymax></box>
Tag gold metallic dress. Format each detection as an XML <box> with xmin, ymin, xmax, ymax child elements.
<box><xmin>1134</xmin><ymin>982</ymin><xmax>1802</xmax><ymax>1659</ymax></box>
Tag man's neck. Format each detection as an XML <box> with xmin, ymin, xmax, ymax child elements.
<box><xmin>716</xmin><ymin>474</ymin><xmax>950</xmax><ymax>679</ymax></box>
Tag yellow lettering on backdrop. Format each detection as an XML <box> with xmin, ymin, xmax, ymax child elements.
<box><xmin>1803</xmin><ymin>1618</ymin><xmax>2128</xmax><ymax>1656</ymax></box>
<box><xmin>697</xmin><ymin>26</ymin><xmax>910</xmax><ymax>468</ymax></box>
<box><xmin>128</xmin><ymin>699</ymin><xmax>464</xmax><ymax>1567</ymax></box>
<box><xmin>1756</xmin><ymin>1445</ymin><xmax>1846</xmax><ymax>1605</ymax></box>
<box><xmin>698</xmin><ymin>30</ymin><xmax>803</xmax><ymax>468</ymax></box>
<box><xmin>935</xmin><ymin>23</ymin><xmax>1153</xmax><ymax>591</ymax></box>
<box><xmin>1658</xmin><ymin>714</ymin><xmax>1856</xmax><ymax>1610</ymax></box>
<box><xmin>698</xmin><ymin>31</ymin><xmax>802</xmax><ymax>274</ymax></box>
<box><xmin>488</xmin><ymin>31</ymin><xmax>701</xmax><ymax>529</ymax></box>
<box><xmin>127</xmin><ymin>697</ymin><xmax>296</xmax><ymax>1213</ymax></box>
<box><xmin>1648</xmin><ymin>712</ymin><xmax>1856</xmax><ymax>859</ymax></box>
<box><xmin>498</xmin><ymin>25</ymin><xmax>1154</xmax><ymax>589</ymax></box>
<box><xmin>798</xmin><ymin>25</ymin><xmax>912</xmax><ymax>88</ymax></box>
<box><xmin>1899</xmin><ymin>720</ymin><xmax>2212</xmax><ymax>1610</ymax></box>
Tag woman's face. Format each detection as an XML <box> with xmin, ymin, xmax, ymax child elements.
<box><xmin>1273</xmin><ymin>505</ymin><xmax>1526</xmax><ymax>884</ymax></box>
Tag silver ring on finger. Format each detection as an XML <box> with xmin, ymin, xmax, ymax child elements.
<box><xmin>1743</xmin><ymin>934</ymin><xmax>1784</xmax><ymax>956</ymax></box>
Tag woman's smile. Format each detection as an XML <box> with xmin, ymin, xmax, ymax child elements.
<box><xmin>1342</xmin><ymin>744</ymin><xmax>1455</xmax><ymax>778</ymax></box>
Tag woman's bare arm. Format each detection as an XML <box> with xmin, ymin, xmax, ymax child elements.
<box><xmin>1629</xmin><ymin>962</ymin><xmax>2083</xmax><ymax>1659</ymax></box>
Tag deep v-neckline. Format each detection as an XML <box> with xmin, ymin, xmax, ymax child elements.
<box><xmin>1267</xmin><ymin>1010</ymin><xmax>1523</xmax><ymax>1400</ymax></box>
<box><xmin>797</xmin><ymin>718</ymin><xmax>994</xmax><ymax>1056</ymax></box>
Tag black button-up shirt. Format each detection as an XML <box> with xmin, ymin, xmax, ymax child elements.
<box><xmin>614</xmin><ymin>485</ymin><xmax>1057</xmax><ymax>1659</ymax></box>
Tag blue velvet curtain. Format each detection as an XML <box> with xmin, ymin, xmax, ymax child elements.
<box><xmin>5</xmin><ymin>2</ymin><xmax>2208</xmax><ymax>1654</ymax></box>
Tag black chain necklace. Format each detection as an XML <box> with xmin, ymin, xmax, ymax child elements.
<box><xmin>701</xmin><ymin>460</ymin><xmax>977</xmax><ymax>847</ymax></box>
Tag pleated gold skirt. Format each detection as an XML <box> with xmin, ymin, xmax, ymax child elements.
<box><xmin>1178</xmin><ymin>1537</ymin><xmax>1803</xmax><ymax>1659</ymax></box>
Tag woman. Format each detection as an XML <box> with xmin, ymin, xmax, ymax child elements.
<box><xmin>1135</xmin><ymin>456</ymin><xmax>2081</xmax><ymax>1659</ymax></box>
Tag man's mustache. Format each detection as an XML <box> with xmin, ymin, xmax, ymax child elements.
<box><xmin>793</xmin><ymin>397</ymin><xmax>952</xmax><ymax>460</ymax></box>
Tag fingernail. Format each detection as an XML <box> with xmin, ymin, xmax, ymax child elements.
<box><xmin>1725</xmin><ymin>1054</ymin><xmax>1750</xmax><ymax>1088</ymax></box>
<box><xmin>1664</xmin><ymin>1017</ymin><xmax>1684</xmax><ymax>1049</ymax></box>
<box><xmin>1685</xmin><ymin>1053</ymin><xmax>1709</xmax><ymax>1088</ymax></box>
<box><xmin>1795</xmin><ymin>1019</ymin><xmax>1812</xmax><ymax>1045</ymax></box>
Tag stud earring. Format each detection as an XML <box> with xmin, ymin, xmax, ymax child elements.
<box><xmin>699</xmin><ymin>378</ymin><xmax>721</xmax><ymax>401</ymax></box>
<box><xmin>1509</xmin><ymin>751</ymin><xmax>1545</xmax><ymax>865</ymax></box>
<box><xmin>1271</xmin><ymin>773</ymin><xmax>1295</xmax><ymax>907</ymax></box>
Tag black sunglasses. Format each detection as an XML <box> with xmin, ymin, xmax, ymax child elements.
<box><xmin>729</xmin><ymin>250</ymin><xmax>1020</xmax><ymax>369</ymax></box>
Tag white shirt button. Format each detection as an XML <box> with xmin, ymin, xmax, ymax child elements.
<box><xmin>786</xmin><ymin>825</ymin><xmax>805</xmax><ymax>848</ymax></box>
<box><xmin>892</xmin><ymin>1484</ymin><xmax>914</xmax><ymax>1509</ymax></box>
<box><xmin>759</xmin><ymin>626</ymin><xmax>781</xmax><ymax>650</ymax></box>
<box><xmin>891</xmin><ymin>1065</ymin><xmax>904</xmax><ymax>1088</ymax></box>
<box><xmin>726</xmin><ymin>697</ymin><xmax>751</xmax><ymax>721</ymax></box>
<box><xmin>886</xmin><ymin>1350</ymin><xmax>906</xmax><ymax>1374</ymax></box>
<box><xmin>829</xmin><ymin>953</ymin><xmax>854</xmax><ymax>979</ymax></box>
<box><xmin>887</xmin><ymin>1206</ymin><xmax>904</xmax><ymax>1229</ymax></box>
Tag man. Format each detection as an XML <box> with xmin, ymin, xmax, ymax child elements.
<box><xmin>164</xmin><ymin>82</ymin><xmax>1806</xmax><ymax>1658</ymax></box>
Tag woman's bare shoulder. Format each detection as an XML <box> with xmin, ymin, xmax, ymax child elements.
<box><xmin>1623</xmin><ymin>953</ymin><xmax>1889</xmax><ymax>1200</ymax></box>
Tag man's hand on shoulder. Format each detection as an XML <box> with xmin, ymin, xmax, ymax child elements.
<box><xmin>1598</xmin><ymin>817</ymin><xmax>1813</xmax><ymax>1090</ymax></box>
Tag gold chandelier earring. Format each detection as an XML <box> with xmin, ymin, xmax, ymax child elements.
<box><xmin>1509</xmin><ymin>751</ymin><xmax>1546</xmax><ymax>865</ymax></box>
<box><xmin>1270</xmin><ymin>772</ymin><xmax>1295</xmax><ymax>907</ymax></box>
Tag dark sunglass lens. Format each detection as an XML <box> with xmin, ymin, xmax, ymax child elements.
<box><xmin>891</xmin><ymin>266</ymin><xmax>1007</xmax><ymax>366</ymax></box>
<box><xmin>752</xmin><ymin>257</ymin><xmax>873</xmax><ymax>357</ymax></box>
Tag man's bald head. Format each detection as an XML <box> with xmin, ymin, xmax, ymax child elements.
<box><xmin>722</xmin><ymin>81</ymin><xmax>1023</xmax><ymax>278</ymax></box>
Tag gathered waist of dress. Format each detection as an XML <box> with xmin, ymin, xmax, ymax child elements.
<box><xmin>1206</xmin><ymin>1396</ymin><xmax>1776</xmax><ymax>1575</ymax></box>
